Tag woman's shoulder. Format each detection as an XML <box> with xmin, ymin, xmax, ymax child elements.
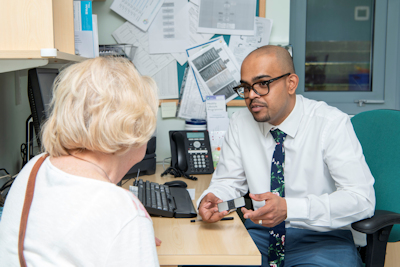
<box><xmin>20</xmin><ymin>153</ymin><xmax>48</xmax><ymax>176</ymax></box>
<box><xmin>107</xmin><ymin>185</ymin><xmax>152</xmax><ymax>222</ymax></box>
<box><xmin>4</xmin><ymin>153</ymin><xmax>49</xmax><ymax>201</ymax></box>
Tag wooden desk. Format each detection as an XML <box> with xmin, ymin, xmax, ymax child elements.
<box><xmin>122</xmin><ymin>165</ymin><xmax>261</xmax><ymax>267</ymax></box>
<box><xmin>384</xmin><ymin>241</ymin><xmax>400</xmax><ymax>267</ymax></box>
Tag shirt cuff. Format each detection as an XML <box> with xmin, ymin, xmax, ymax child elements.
<box><xmin>286</xmin><ymin>197</ymin><xmax>309</xmax><ymax>221</ymax></box>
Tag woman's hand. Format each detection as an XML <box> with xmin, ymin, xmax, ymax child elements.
<box><xmin>155</xmin><ymin>237</ymin><xmax>162</xmax><ymax>246</ymax></box>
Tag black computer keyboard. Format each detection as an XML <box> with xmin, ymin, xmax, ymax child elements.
<box><xmin>130</xmin><ymin>179</ymin><xmax>197</xmax><ymax>218</ymax></box>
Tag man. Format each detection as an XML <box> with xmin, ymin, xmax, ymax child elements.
<box><xmin>197</xmin><ymin>45</ymin><xmax>375</xmax><ymax>267</ymax></box>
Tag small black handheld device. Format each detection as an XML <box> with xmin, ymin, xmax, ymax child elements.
<box><xmin>218</xmin><ymin>197</ymin><xmax>246</xmax><ymax>212</ymax></box>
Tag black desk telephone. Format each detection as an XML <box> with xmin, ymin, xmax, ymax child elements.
<box><xmin>162</xmin><ymin>131</ymin><xmax>214</xmax><ymax>180</ymax></box>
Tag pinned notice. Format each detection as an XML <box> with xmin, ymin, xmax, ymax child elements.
<box><xmin>161</xmin><ymin>102</ymin><xmax>177</xmax><ymax>118</ymax></box>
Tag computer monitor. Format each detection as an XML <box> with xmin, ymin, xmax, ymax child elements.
<box><xmin>27</xmin><ymin>68</ymin><xmax>59</xmax><ymax>147</ymax></box>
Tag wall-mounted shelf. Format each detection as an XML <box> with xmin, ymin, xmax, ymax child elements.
<box><xmin>159</xmin><ymin>99</ymin><xmax>246</xmax><ymax>107</ymax></box>
<box><xmin>0</xmin><ymin>50</ymin><xmax>86</xmax><ymax>73</ymax></box>
<box><xmin>0</xmin><ymin>0</ymin><xmax>83</xmax><ymax>73</ymax></box>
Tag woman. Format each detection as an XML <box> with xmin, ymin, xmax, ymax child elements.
<box><xmin>0</xmin><ymin>57</ymin><xmax>160</xmax><ymax>266</ymax></box>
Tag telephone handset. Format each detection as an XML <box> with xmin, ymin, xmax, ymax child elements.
<box><xmin>172</xmin><ymin>132</ymin><xmax>188</xmax><ymax>172</ymax></box>
<box><xmin>167</xmin><ymin>131</ymin><xmax>214</xmax><ymax>178</ymax></box>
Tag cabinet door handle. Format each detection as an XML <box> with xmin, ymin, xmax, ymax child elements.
<box><xmin>354</xmin><ymin>99</ymin><xmax>385</xmax><ymax>107</ymax></box>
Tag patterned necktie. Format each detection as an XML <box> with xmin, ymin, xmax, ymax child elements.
<box><xmin>268</xmin><ymin>129</ymin><xmax>287</xmax><ymax>267</ymax></box>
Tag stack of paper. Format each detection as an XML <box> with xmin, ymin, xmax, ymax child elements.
<box><xmin>73</xmin><ymin>1</ymin><xmax>99</xmax><ymax>58</ymax></box>
<box><xmin>206</xmin><ymin>95</ymin><xmax>229</xmax><ymax>133</ymax></box>
<box><xmin>92</xmin><ymin>14</ymin><xmax>99</xmax><ymax>58</ymax></box>
<box><xmin>177</xmin><ymin>67</ymin><xmax>207</xmax><ymax>120</ymax></box>
<box><xmin>206</xmin><ymin>95</ymin><xmax>229</xmax><ymax>168</ymax></box>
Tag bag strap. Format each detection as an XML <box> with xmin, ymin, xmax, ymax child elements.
<box><xmin>18</xmin><ymin>154</ymin><xmax>48</xmax><ymax>267</ymax></box>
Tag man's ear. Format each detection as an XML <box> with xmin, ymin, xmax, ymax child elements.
<box><xmin>287</xmin><ymin>74</ymin><xmax>299</xmax><ymax>95</ymax></box>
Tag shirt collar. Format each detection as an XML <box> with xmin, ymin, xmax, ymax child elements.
<box><xmin>262</xmin><ymin>95</ymin><xmax>303</xmax><ymax>139</ymax></box>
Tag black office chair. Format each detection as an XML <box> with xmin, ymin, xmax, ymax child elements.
<box><xmin>351</xmin><ymin>109</ymin><xmax>400</xmax><ymax>267</ymax></box>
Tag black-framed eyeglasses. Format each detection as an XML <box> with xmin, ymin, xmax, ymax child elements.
<box><xmin>233</xmin><ymin>73</ymin><xmax>291</xmax><ymax>99</ymax></box>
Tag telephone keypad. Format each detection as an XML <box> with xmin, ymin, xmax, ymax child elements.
<box><xmin>187</xmin><ymin>137</ymin><xmax>211</xmax><ymax>173</ymax></box>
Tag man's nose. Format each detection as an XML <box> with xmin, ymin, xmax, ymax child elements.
<box><xmin>248</xmin><ymin>88</ymin><xmax>260</xmax><ymax>99</ymax></box>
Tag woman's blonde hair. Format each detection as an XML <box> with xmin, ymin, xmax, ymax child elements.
<box><xmin>41</xmin><ymin>56</ymin><xmax>158</xmax><ymax>157</ymax></box>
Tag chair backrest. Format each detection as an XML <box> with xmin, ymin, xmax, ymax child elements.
<box><xmin>351</xmin><ymin>109</ymin><xmax>400</xmax><ymax>242</ymax></box>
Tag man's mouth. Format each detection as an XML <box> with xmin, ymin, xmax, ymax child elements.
<box><xmin>250</xmin><ymin>101</ymin><xmax>267</xmax><ymax>112</ymax></box>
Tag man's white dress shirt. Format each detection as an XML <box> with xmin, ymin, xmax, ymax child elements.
<box><xmin>198</xmin><ymin>95</ymin><xmax>375</xmax><ymax>246</ymax></box>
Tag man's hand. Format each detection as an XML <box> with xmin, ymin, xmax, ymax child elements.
<box><xmin>155</xmin><ymin>237</ymin><xmax>162</xmax><ymax>246</ymax></box>
<box><xmin>241</xmin><ymin>192</ymin><xmax>287</xmax><ymax>227</ymax></box>
<box><xmin>198</xmin><ymin>193</ymin><xmax>229</xmax><ymax>222</ymax></box>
